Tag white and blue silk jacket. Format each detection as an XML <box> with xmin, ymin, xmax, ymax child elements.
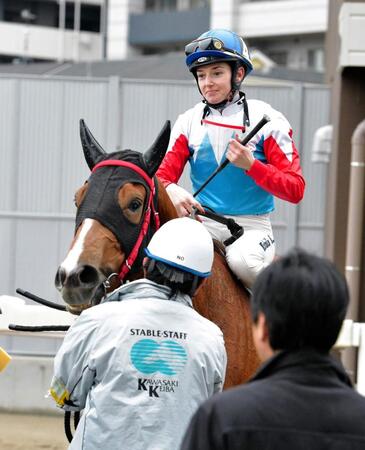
<box><xmin>157</xmin><ymin>96</ymin><xmax>305</xmax><ymax>215</ymax></box>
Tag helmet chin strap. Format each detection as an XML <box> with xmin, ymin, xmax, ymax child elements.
<box><xmin>200</xmin><ymin>92</ymin><xmax>234</xmax><ymax>127</ymax></box>
<box><xmin>194</xmin><ymin>61</ymin><xmax>244</xmax><ymax>110</ymax></box>
<box><xmin>201</xmin><ymin>90</ymin><xmax>250</xmax><ymax>129</ymax></box>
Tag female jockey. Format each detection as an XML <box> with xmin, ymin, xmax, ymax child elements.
<box><xmin>156</xmin><ymin>29</ymin><xmax>305</xmax><ymax>287</ymax></box>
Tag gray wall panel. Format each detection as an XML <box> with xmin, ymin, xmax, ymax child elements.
<box><xmin>0</xmin><ymin>79</ymin><xmax>19</xmax><ymax>211</ymax></box>
<box><xmin>120</xmin><ymin>80</ymin><xmax>171</xmax><ymax>151</ymax></box>
<box><xmin>165</xmin><ymin>82</ymin><xmax>201</xmax><ymax>124</ymax></box>
<box><xmin>17</xmin><ymin>80</ymin><xmax>64</xmax><ymax>213</ymax></box>
<box><xmin>0</xmin><ymin>219</ymin><xmax>15</xmax><ymax>294</ymax></box>
<box><xmin>57</xmin><ymin>220</ymin><xmax>77</xmax><ymax>272</ymax></box>
<box><xmin>14</xmin><ymin>219</ymin><xmax>61</xmax><ymax>302</ymax></box>
<box><xmin>245</xmin><ymin>85</ymin><xmax>296</xmax><ymax>123</ymax></box>
<box><xmin>298</xmin><ymin>86</ymin><xmax>330</xmax><ymax>254</ymax></box>
<box><xmin>60</xmin><ymin>80</ymin><xmax>110</xmax><ymax>213</ymax></box>
<box><xmin>271</xmin><ymin>201</ymin><xmax>298</xmax><ymax>254</ymax></box>
<box><xmin>298</xmin><ymin>228</ymin><xmax>326</xmax><ymax>255</ymax></box>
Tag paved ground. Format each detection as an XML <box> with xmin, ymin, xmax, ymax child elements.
<box><xmin>0</xmin><ymin>412</ymin><xmax>68</xmax><ymax>449</ymax></box>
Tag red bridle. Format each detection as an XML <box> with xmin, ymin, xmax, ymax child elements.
<box><xmin>92</xmin><ymin>160</ymin><xmax>160</xmax><ymax>281</ymax></box>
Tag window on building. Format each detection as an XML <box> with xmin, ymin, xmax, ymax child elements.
<box><xmin>2</xmin><ymin>1</ymin><xmax>100</xmax><ymax>32</ymax></box>
<box><xmin>308</xmin><ymin>48</ymin><xmax>324</xmax><ymax>72</ymax></box>
<box><xmin>3</xmin><ymin>1</ymin><xmax>33</xmax><ymax>23</ymax></box>
<box><xmin>80</xmin><ymin>4</ymin><xmax>100</xmax><ymax>32</ymax></box>
<box><xmin>62</xmin><ymin>2</ymin><xmax>101</xmax><ymax>32</ymax></box>
<box><xmin>189</xmin><ymin>0</ymin><xmax>210</xmax><ymax>7</ymax></box>
<box><xmin>145</xmin><ymin>0</ymin><xmax>177</xmax><ymax>11</ymax></box>
<box><xmin>65</xmin><ymin>2</ymin><xmax>75</xmax><ymax>30</ymax></box>
<box><xmin>3</xmin><ymin>0</ymin><xmax>59</xmax><ymax>27</ymax></box>
<box><xmin>267</xmin><ymin>51</ymin><xmax>287</xmax><ymax>66</ymax></box>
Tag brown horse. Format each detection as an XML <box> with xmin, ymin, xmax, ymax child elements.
<box><xmin>55</xmin><ymin>120</ymin><xmax>260</xmax><ymax>387</ymax></box>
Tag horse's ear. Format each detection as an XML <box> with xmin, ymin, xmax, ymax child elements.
<box><xmin>79</xmin><ymin>119</ymin><xmax>107</xmax><ymax>170</ymax></box>
<box><xmin>143</xmin><ymin>121</ymin><xmax>171</xmax><ymax>177</ymax></box>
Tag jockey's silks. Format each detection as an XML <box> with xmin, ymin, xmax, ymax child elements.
<box><xmin>157</xmin><ymin>97</ymin><xmax>304</xmax><ymax>215</ymax></box>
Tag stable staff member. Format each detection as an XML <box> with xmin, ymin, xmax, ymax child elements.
<box><xmin>49</xmin><ymin>218</ymin><xmax>227</xmax><ymax>450</ymax></box>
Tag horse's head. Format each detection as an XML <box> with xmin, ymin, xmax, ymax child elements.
<box><xmin>55</xmin><ymin>119</ymin><xmax>171</xmax><ymax>314</ymax></box>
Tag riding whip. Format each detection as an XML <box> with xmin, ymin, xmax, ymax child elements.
<box><xmin>193</xmin><ymin>114</ymin><xmax>271</xmax><ymax>198</ymax></box>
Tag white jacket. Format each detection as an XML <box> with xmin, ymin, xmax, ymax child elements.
<box><xmin>50</xmin><ymin>279</ymin><xmax>227</xmax><ymax>450</ymax></box>
<box><xmin>157</xmin><ymin>96</ymin><xmax>305</xmax><ymax>214</ymax></box>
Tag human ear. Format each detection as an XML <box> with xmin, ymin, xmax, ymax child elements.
<box><xmin>235</xmin><ymin>66</ymin><xmax>245</xmax><ymax>83</ymax></box>
<box><xmin>252</xmin><ymin>312</ymin><xmax>273</xmax><ymax>361</ymax></box>
<box><xmin>257</xmin><ymin>312</ymin><xmax>268</xmax><ymax>342</ymax></box>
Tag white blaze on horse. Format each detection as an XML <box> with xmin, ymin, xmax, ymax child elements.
<box><xmin>55</xmin><ymin>120</ymin><xmax>259</xmax><ymax>387</ymax></box>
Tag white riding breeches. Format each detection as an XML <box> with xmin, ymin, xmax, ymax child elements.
<box><xmin>201</xmin><ymin>214</ymin><xmax>276</xmax><ymax>288</ymax></box>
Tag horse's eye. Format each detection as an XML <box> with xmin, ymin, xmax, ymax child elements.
<box><xmin>128</xmin><ymin>199</ymin><xmax>142</xmax><ymax>212</ymax></box>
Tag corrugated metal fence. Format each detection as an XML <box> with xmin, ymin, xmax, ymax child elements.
<box><xmin>0</xmin><ymin>74</ymin><xmax>330</xmax><ymax>355</ymax></box>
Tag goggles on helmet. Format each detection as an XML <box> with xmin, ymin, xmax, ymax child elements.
<box><xmin>185</xmin><ymin>37</ymin><xmax>240</xmax><ymax>58</ymax></box>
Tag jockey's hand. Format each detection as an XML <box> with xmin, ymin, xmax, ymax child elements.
<box><xmin>227</xmin><ymin>135</ymin><xmax>255</xmax><ymax>170</ymax></box>
<box><xmin>166</xmin><ymin>183</ymin><xmax>204</xmax><ymax>218</ymax></box>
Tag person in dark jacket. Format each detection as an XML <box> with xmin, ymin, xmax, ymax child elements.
<box><xmin>180</xmin><ymin>247</ymin><xmax>365</xmax><ymax>450</ymax></box>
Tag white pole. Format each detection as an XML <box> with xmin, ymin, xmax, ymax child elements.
<box><xmin>357</xmin><ymin>324</ymin><xmax>365</xmax><ymax>396</ymax></box>
<box><xmin>58</xmin><ymin>0</ymin><xmax>66</xmax><ymax>62</ymax></box>
<box><xmin>74</xmin><ymin>0</ymin><xmax>81</xmax><ymax>61</ymax></box>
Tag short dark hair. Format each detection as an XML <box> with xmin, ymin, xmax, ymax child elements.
<box><xmin>251</xmin><ymin>248</ymin><xmax>349</xmax><ymax>353</ymax></box>
<box><xmin>144</xmin><ymin>259</ymin><xmax>203</xmax><ymax>298</ymax></box>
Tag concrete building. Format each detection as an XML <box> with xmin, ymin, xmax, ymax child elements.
<box><xmin>0</xmin><ymin>0</ymin><xmax>328</xmax><ymax>72</ymax></box>
<box><xmin>115</xmin><ymin>0</ymin><xmax>328</xmax><ymax>72</ymax></box>
<box><xmin>0</xmin><ymin>0</ymin><xmax>106</xmax><ymax>63</ymax></box>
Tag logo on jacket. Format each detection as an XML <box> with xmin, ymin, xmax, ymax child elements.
<box><xmin>130</xmin><ymin>339</ymin><xmax>188</xmax><ymax>376</ymax></box>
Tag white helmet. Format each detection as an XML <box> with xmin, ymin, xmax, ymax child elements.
<box><xmin>145</xmin><ymin>218</ymin><xmax>214</xmax><ymax>278</ymax></box>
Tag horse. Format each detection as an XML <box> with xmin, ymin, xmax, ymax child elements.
<box><xmin>55</xmin><ymin>119</ymin><xmax>260</xmax><ymax>388</ymax></box>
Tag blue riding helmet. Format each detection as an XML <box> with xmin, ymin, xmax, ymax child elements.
<box><xmin>185</xmin><ymin>29</ymin><xmax>253</xmax><ymax>78</ymax></box>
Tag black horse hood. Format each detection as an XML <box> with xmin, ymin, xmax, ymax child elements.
<box><xmin>75</xmin><ymin>151</ymin><xmax>158</xmax><ymax>273</ymax></box>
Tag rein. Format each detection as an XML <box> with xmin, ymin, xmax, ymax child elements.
<box><xmin>192</xmin><ymin>207</ymin><xmax>243</xmax><ymax>246</ymax></box>
<box><xmin>92</xmin><ymin>160</ymin><xmax>160</xmax><ymax>281</ymax></box>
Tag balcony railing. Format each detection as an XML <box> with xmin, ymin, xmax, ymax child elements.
<box><xmin>129</xmin><ymin>7</ymin><xmax>210</xmax><ymax>47</ymax></box>
<box><xmin>0</xmin><ymin>21</ymin><xmax>102</xmax><ymax>62</ymax></box>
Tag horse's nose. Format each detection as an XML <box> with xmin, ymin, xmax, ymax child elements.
<box><xmin>55</xmin><ymin>266</ymin><xmax>67</xmax><ymax>289</ymax></box>
<box><xmin>55</xmin><ymin>265</ymin><xmax>100</xmax><ymax>289</ymax></box>
<box><xmin>77</xmin><ymin>265</ymin><xmax>100</xmax><ymax>286</ymax></box>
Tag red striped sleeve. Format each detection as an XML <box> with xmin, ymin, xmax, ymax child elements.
<box><xmin>156</xmin><ymin>134</ymin><xmax>190</xmax><ymax>187</ymax></box>
<box><xmin>247</xmin><ymin>135</ymin><xmax>305</xmax><ymax>204</ymax></box>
